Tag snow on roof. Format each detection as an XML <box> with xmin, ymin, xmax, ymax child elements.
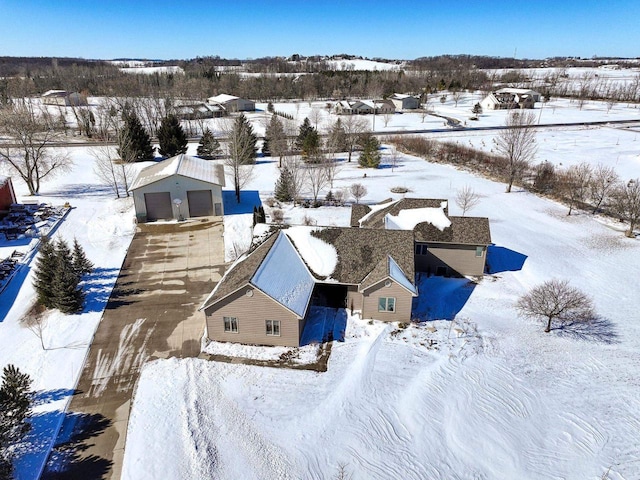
<box><xmin>495</xmin><ymin>87</ymin><xmax>540</xmax><ymax>96</ymax></box>
<box><xmin>358</xmin><ymin>199</ymin><xmax>401</xmax><ymax>226</ymax></box>
<box><xmin>388</xmin><ymin>256</ymin><xmax>417</xmax><ymax>295</ymax></box>
<box><xmin>42</xmin><ymin>89</ymin><xmax>68</xmax><ymax>97</ymax></box>
<box><xmin>208</xmin><ymin>94</ymin><xmax>240</xmax><ymax>104</ymax></box>
<box><xmin>385</xmin><ymin>201</ymin><xmax>451</xmax><ymax>231</ymax></box>
<box><xmin>284</xmin><ymin>226</ymin><xmax>338</xmax><ymax>278</ymax></box>
<box><xmin>251</xmin><ymin>233</ymin><xmax>315</xmax><ymax>317</ymax></box>
<box><xmin>130</xmin><ymin>154</ymin><xmax>225</xmax><ymax>190</ymax></box>
<box><xmin>391</xmin><ymin>93</ymin><xmax>413</xmax><ymax>99</ymax></box>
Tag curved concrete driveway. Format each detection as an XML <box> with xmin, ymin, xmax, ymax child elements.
<box><xmin>44</xmin><ymin>217</ymin><xmax>225</xmax><ymax>479</ymax></box>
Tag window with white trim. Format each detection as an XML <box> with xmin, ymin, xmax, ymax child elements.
<box><xmin>223</xmin><ymin>316</ymin><xmax>238</xmax><ymax>333</ymax></box>
<box><xmin>378</xmin><ymin>297</ymin><xmax>396</xmax><ymax>313</ymax></box>
<box><xmin>475</xmin><ymin>246</ymin><xmax>484</xmax><ymax>257</ymax></box>
<box><xmin>266</xmin><ymin>319</ymin><xmax>281</xmax><ymax>336</ymax></box>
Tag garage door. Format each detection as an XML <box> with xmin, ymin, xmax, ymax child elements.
<box><xmin>144</xmin><ymin>192</ymin><xmax>173</xmax><ymax>220</ymax></box>
<box><xmin>187</xmin><ymin>190</ymin><xmax>214</xmax><ymax>217</ymax></box>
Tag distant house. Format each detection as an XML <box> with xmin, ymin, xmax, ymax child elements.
<box><xmin>334</xmin><ymin>99</ymin><xmax>395</xmax><ymax>115</ymax></box>
<box><xmin>207</xmin><ymin>94</ymin><xmax>255</xmax><ymax>112</ymax></box>
<box><xmin>481</xmin><ymin>88</ymin><xmax>540</xmax><ymax>110</ymax></box>
<box><xmin>41</xmin><ymin>90</ymin><xmax>88</xmax><ymax>107</ymax></box>
<box><xmin>201</xmin><ymin>226</ymin><xmax>417</xmax><ymax>347</ymax></box>
<box><xmin>130</xmin><ymin>154</ymin><xmax>225</xmax><ymax>222</ymax></box>
<box><xmin>0</xmin><ymin>177</ymin><xmax>17</xmax><ymax>215</ymax></box>
<box><xmin>351</xmin><ymin>198</ymin><xmax>492</xmax><ymax>277</ymax></box>
<box><xmin>389</xmin><ymin>93</ymin><xmax>420</xmax><ymax>110</ymax></box>
<box><xmin>173</xmin><ymin>101</ymin><xmax>225</xmax><ymax>120</ymax></box>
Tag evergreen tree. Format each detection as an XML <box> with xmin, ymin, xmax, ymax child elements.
<box><xmin>196</xmin><ymin>128</ymin><xmax>221</xmax><ymax>159</ymax></box>
<box><xmin>261</xmin><ymin>136</ymin><xmax>271</xmax><ymax>157</ymax></box>
<box><xmin>327</xmin><ymin>118</ymin><xmax>348</xmax><ymax>153</ymax></box>
<box><xmin>301</xmin><ymin>129</ymin><xmax>320</xmax><ymax>159</ymax></box>
<box><xmin>295</xmin><ymin>117</ymin><xmax>318</xmax><ymax>156</ymax></box>
<box><xmin>0</xmin><ymin>364</ymin><xmax>33</xmax><ymax>478</ymax></box>
<box><xmin>358</xmin><ymin>133</ymin><xmax>381</xmax><ymax>168</ymax></box>
<box><xmin>157</xmin><ymin>114</ymin><xmax>188</xmax><ymax>158</ymax></box>
<box><xmin>118</xmin><ymin>110</ymin><xmax>154</xmax><ymax>162</ymax></box>
<box><xmin>72</xmin><ymin>237</ymin><xmax>94</xmax><ymax>278</ymax></box>
<box><xmin>472</xmin><ymin>102</ymin><xmax>483</xmax><ymax>116</ymax></box>
<box><xmin>265</xmin><ymin>115</ymin><xmax>287</xmax><ymax>166</ymax></box>
<box><xmin>32</xmin><ymin>237</ymin><xmax>57</xmax><ymax>308</ymax></box>
<box><xmin>229</xmin><ymin>114</ymin><xmax>257</xmax><ymax>165</ymax></box>
<box><xmin>274</xmin><ymin>167</ymin><xmax>294</xmax><ymax>202</ymax></box>
<box><xmin>51</xmin><ymin>239</ymin><xmax>84</xmax><ymax>314</ymax></box>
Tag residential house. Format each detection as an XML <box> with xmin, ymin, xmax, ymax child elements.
<box><xmin>351</xmin><ymin>198</ymin><xmax>492</xmax><ymax>277</ymax></box>
<box><xmin>207</xmin><ymin>94</ymin><xmax>255</xmax><ymax>112</ymax></box>
<box><xmin>201</xmin><ymin>226</ymin><xmax>417</xmax><ymax>347</ymax></box>
<box><xmin>0</xmin><ymin>177</ymin><xmax>16</xmax><ymax>215</ymax></box>
<box><xmin>481</xmin><ymin>88</ymin><xmax>540</xmax><ymax>110</ymax></box>
<box><xmin>389</xmin><ymin>93</ymin><xmax>420</xmax><ymax>110</ymax></box>
<box><xmin>334</xmin><ymin>99</ymin><xmax>395</xmax><ymax>115</ymax></box>
<box><xmin>41</xmin><ymin>90</ymin><xmax>88</xmax><ymax>107</ymax></box>
<box><xmin>130</xmin><ymin>154</ymin><xmax>225</xmax><ymax>222</ymax></box>
<box><xmin>173</xmin><ymin>101</ymin><xmax>225</xmax><ymax>120</ymax></box>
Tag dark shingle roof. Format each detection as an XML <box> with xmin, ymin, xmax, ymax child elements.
<box><xmin>414</xmin><ymin>216</ymin><xmax>491</xmax><ymax>245</ymax></box>
<box><xmin>311</xmin><ymin>227</ymin><xmax>415</xmax><ymax>286</ymax></box>
<box><xmin>201</xmin><ymin>234</ymin><xmax>277</xmax><ymax>310</ymax></box>
<box><xmin>357</xmin><ymin>198</ymin><xmax>448</xmax><ymax>228</ymax></box>
<box><xmin>350</xmin><ymin>204</ymin><xmax>371</xmax><ymax>227</ymax></box>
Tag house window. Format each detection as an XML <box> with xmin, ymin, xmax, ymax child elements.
<box><xmin>475</xmin><ymin>246</ymin><xmax>483</xmax><ymax>257</ymax></box>
<box><xmin>415</xmin><ymin>244</ymin><xmax>428</xmax><ymax>255</ymax></box>
<box><xmin>378</xmin><ymin>297</ymin><xmax>396</xmax><ymax>313</ymax></box>
<box><xmin>266</xmin><ymin>320</ymin><xmax>281</xmax><ymax>336</ymax></box>
<box><xmin>223</xmin><ymin>316</ymin><xmax>238</xmax><ymax>333</ymax></box>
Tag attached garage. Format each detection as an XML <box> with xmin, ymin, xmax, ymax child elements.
<box><xmin>144</xmin><ymin>192</ymin><xmax>173</xmax><ymax>220</ymax></box>
<box><xmin>130</xmin><ymin>154</ymin><xmax>226</xmax><ymax>223</ymax></box>
<box><xmin>187</xmin><ymin>190</ymin><xmax>213</xmax><ymax>217</ymax></box>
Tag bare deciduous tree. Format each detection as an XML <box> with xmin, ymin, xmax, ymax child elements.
<box><xmin>0</xmin><ymin>102</ymin><xmax>72</xmax><ymax>195</ymax></box>
<box><xmin>222</xmin><ymin>116</ymin><xmax>257</xmax><ymax>203</ymax></box>
<box><xmin>516</xmin><ymin>279</ymin><xmax>595</xmax><ymax>333</ymax></box>
<box><xmin>343</xmin><ymin>115</ymin><xmax>368</xmax><ymax>162</ymax></box>
<box><xmin>495</xmin><ymin>111</ymin><xmax>537</xmax><ymax>193</ymax></box>
<box><xmin>451</xmin><ymin>90</ymin><xmax>464</xmax><ymax>107</ymax></box>
<box><xmin>382</xmin><ymin>112</ymin><xmax>393</xmax><ymax>127</ymax></box>
<box><xmin>610</xmin><ymin>178</ymin><xmax>640</xmax><ymax>237</ymax></box>
<box><xmin>350</xmin><ymin>183</ymin><xmax>367</xmax><ymax>204</ymax></box>
<box><xmin>589</xmin><ymin>164</ymin><xmax>619</xmax><ymax>214</ymax></box>
<box><xmin>89</xmin><ymin>143</ymin><xmax>133</xmax><ymax>198</ymax></box>
<box><xmin>559</xmin><ymin>162</ymin><xmax>592</xmax><ymax>215</ymax></box>
<box><xmin>306</xmin><ymin>162</ymin><xmax>330</xmax><ymax>204</ymax></box>
<box><xmin>282</xmin><ymin>156</ymin><xmax>306</xmax><ymax>204</ymax></box>
<box><xmin>455</xmin><ymin>185</ymin><xmax>481</xmax><ymax>216</ymax></box>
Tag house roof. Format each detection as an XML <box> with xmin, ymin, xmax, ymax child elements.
<box><xmin>311</xmin><ymin>227</ymin><xmax>415</xmax><ymax>286</ymax></box>
<box><xmin>355</xmin><ymin>198</ymin><xmax>449</xmax><ymax>228</ymax></box>
<box><xmin>42</xmin><ymin>90</ymin><xmax>68</xmax><ymax>97</ymax></box>
<box><xmin>208</xmin><ymin>93</ymin><xmax>240</xmax><ymax>104</ymax></box>
<box><xmin>251</xmin><ymin>233</ymin><xmax>315</xmax><ymax>317</ymax></box>
<box><xmin>129</xmin><ymin>154</ymin><xmax>225</xmax><ymax>190</ymax></box>
<box><xmin>495</xmin><ymin>88</ymin><xmax>540</xmax><ymax>96</ymax></box>
<box><xmin>200</xmin><ymin>234</ymin><xmax>278</xmax><ymax>311</ymax></box>
<box><xmin>201</xmin><ymin>226</ymin><xmax>417</xmax><ymax>315</ymax></box>
<box><xmin>414</xmin><ymin>216</ymin><xmax>492</xmax><ymax>245</ymax></box>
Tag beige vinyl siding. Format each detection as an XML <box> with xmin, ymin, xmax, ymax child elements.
<box><xmin>204</xmin><ymin>285</ymin><xmax>302</xmax><ymax>347</ymax></box>
<box><xmin>415</xmin><ymin>243</ymin><xmax>486</xmax><ymax>276</ymax></box>
<box><xmin>346</xmin><ymin>285</ymin><xmax>363</xmax><ymax>312</ymax></box>
<box><xmin>132</xmin><ymin>175</ymin><xmax>223</xmax><ymax>222</ymax></box>
<box><xmin>361</xmin><ymin>279</ymin><xmax>413</xmax><ymax>322</ymax></box>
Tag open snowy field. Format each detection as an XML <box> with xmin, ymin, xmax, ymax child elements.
<box><xmin>123</xmin><ymin>144</ymin><xmax>640</xmax><ymax>479</ymax></box>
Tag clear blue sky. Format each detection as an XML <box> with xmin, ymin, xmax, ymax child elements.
<box><xmin>1</xmin><ymin>0</ymin><xmax>639</xmax><ymax>60</ymax></box>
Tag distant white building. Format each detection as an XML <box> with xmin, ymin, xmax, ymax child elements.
<box><xmin>389</xmin><ymin>93</ymin><xmax>420</xmax><ymax>110</ymax></box>
<box><xmin>207</xmin><ymin>94</ymin><xmax>255</xmax><ymax>112</ymax></box>
<box><xmin>481</xmin><ymin>88</ymin><xmax>540</xmax><ymax>110</ymax></box>
<box><xmin>41</xmin><ymin>90</ymin><xmax>88</xmax><ymax>107</ymax></box>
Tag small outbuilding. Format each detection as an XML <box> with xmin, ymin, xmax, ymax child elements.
<box><xmin>130</xmin><ymin>154</ymin><xmax>225</xmax><ymax>223</ymax></box>
<box><xmin>389</xmin><ymin>93</ymin><xmax>420</xmax><ymax>110</ymax></box>
<box><xmin>0</xmin><ymin>176</ymin><xmax>17</xmax><ymax>215</ymax></box>
<box><xmin>207</xmin><ymin>94</ymin><xmax>255</xmax><ymax>112</ymax></box>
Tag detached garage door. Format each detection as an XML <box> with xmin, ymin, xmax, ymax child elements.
<box><xmin>187</xmin><ymin>190</ymin><xmax>213</xmax><ymax>217</ymax></box>
<box><xmin>144</xmin><ymin>192</ymin><xmax>173</xmax><ymax>220</ymax></box>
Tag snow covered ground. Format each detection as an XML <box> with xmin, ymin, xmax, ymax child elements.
<box><xmin>123</xmin><ymin>138</ymin><xmax>640</xmax><ymax>478</ymax></box>
<box><xmin>0</xmin><ymin>149</ymin><xmax>140</xmax><ymax>479</ymax></box>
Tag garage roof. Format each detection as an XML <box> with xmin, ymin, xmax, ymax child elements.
<box><xmin>130</xmin><ymin>154</ymin><xmax>226</xmax><ymax>190</ymax></box>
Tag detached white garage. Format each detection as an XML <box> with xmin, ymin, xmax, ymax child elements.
<box><xmin>130</xmin><ymin>154</ymin><xmax>225</xmax><ymax>222</ymax></box>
